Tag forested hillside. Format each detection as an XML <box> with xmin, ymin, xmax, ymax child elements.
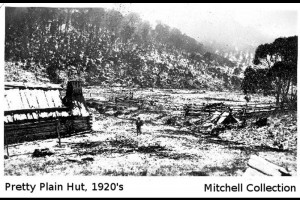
<box><xmin>5</xmin><ymin>7</ymin><xmax>245</xmax><ymax>90</ymax></box>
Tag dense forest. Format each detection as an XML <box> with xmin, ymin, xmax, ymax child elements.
<box><xmin>5</xmin><ymin>7</ymin><xmax>244</xmax><ymax>90</ymax></box>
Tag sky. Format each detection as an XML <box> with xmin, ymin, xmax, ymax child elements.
<box><xmin>94</xmin><ymin>3</ymin><xmax>298</xmax><ymax>48</ymax></box>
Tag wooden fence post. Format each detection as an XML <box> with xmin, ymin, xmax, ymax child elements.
<box><xmin>56</xmin><ymin>119</ymin><xmax>61</xmax><ymax>147</ymax></box>
<box><xmin>6</xmin><ymin>144</ymin><xmax>9</xmax><ymax>157</ymax></box>
<box><xmin>5</xmin><ymin>135</ymin><xmax>9</xmax><ymax>157</ymax></box>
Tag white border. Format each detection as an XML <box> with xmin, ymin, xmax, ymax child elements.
<box><xmin>0</xmin><ymin>3</ymin><xmax>299</xmax><ymax>198</ymax></box>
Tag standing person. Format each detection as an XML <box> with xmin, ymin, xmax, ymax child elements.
<box><xmin>244</xmin><ymin>94</ymin><xmax>251</xmax><ymax>105</ymax></box>
<box><xmin>184</xmin><ymin>104</ymin><xmax>191</xmax><ymax>118</ymax></box>
<box><xmin>136</xmin><ymin>117</ymin><xmax>144</xmax><ymax>136</ymax></box>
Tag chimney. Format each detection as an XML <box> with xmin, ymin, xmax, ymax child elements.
<box><xmin>63</xmin><ymin>81</ymin><xmax>89</xmax><ymax>116</ymax></box>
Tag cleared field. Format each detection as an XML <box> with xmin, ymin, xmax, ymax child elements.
<box><xmin>4</xmin><ymin>89</ymin><xmax>297</xmax><ymax>176</ymax></box>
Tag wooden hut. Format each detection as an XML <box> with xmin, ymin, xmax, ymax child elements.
<box><xmin>4</xmin><ymin>81</ymin><xmax>92</xmax><ymax>144</ymax></box>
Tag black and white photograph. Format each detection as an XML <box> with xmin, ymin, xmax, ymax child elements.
<box><xmin>2</xmin><ymin>3</ymin><xmax>298</xmax><ymax>181</ymax></box>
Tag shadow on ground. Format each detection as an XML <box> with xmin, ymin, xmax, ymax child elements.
<box><xmin>201</xmin><ymin>136</ymin><xmax>292</xmax><ymax>154</ymax></box>
<box><xmin>160</xmin><ymin>129</ymin><xmax>200</xmax><ymax>138</ymax></box>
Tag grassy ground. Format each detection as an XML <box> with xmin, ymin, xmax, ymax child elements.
<box><xmin>4</xmin><ymin>89</ymin><xmax>297</xmax><ymax>176</ymax></box>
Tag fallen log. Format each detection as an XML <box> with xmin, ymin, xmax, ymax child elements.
<box><xmin>244</xmin><ymin>155</ymin><xmax>291</xmax><ymax>176</ymax></box>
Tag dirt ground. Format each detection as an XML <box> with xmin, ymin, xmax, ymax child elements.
<box><xmin>4</xmin><ymin>89</ymin><xmax>297</xmax><ymax>176</ymax></box>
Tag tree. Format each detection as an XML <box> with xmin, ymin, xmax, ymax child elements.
<box><xmin>169</xmin><ymin>28</ymin><xmax>184</xmax><ymax>49</ymax></box>
<box><xmin>231</xmin><ymin>75</ymin><xmax>242</xmax><ymax>89</ymax></box>
<box><xmin>203</xmin><ymin>52</ymin><xmax>213</xmax><ymax>68</ymax></box>
<box><xmin>244</xmin><ymin>36</ymin><xmax>297</xmax><ymax>107</ymax></box>
<box><xmin>104</xmin><ymin>9</ymin><xmax>123</xmax><ymax>35</ymax></box>
<box><xmin>154</xmin><ymin>23</ymin><xmax>170</xmax><ymax>44</ymax></box>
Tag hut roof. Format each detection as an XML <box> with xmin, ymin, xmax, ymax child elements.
<box><xmin>4</xmin><ymin>82</ymin><xmax>64</xmax><ymax>111</ymax></box>
<box><xmin>4</xmin><ymin>82</ymin><xmax>89</xmax><ymax>123</ymax></box>
<box><xmin>4</xmin><ymin>82</ymin><xmax>62</xmax><ymax>90</ymax></box>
